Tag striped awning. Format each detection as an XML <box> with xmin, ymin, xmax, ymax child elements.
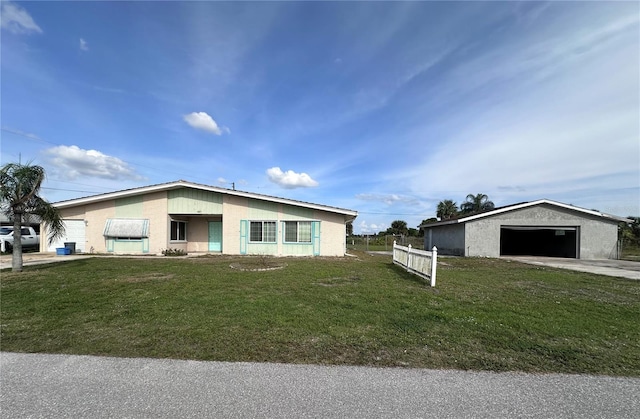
<box><xmin>103</xmin><ymin>219</ymin><xmax>149</xmax><ymax>238</ymax></box>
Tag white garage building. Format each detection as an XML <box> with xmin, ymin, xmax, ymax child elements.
<box><xmin>420</xmin><ymin>200</ymin><xmax>629</xmax><ymax>259</ymax></box>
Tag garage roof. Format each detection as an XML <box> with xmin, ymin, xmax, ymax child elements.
<box><xmin>420</xmin><ymin>199</ymin><xmax>631</xmax><ymax>229</ymax></box>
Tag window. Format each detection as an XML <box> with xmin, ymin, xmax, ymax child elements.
<box><xmin>284</xmin><ymin>221</ymin><xmax>312</xmax><ymax>243</ymax></box>
<box><xmin>171</xmin><ymin>220</ymin><xmax>187</xmax><ymax>241</ymax></box>
<box><xmin>250</xmin><ymin>221</ymin><xmax>276</xmax><ymax>242</ymax></box>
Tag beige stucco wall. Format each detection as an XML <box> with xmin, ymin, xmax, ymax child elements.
<box><xmin>314</xmin><ymin>210</ymin><xmax>347</xmax><ymax>256</ymax></box>
<box><xmin>52</xmin><ymin>187</ymin><xmax>351</xmax><ymax>257</ymax></box>
<box><xmin>49</xmin><ymin>192</ymin><xmax>169</xmax><ymax>254</ymax></box>
<box><xmin>184</xmin><ymin>217</ymin><xmax>222</xmax><ymax>253</ymax></box>
<box><xmin>144</xmin><ymin>192</ymin><xmax>169</xmax><ymax>254</ymax></box>
<box><xmin>56</xmin><ymin>200</ymin><xmax>116</xmax><ymax>253</ymax></box>
<box><xmin>222</xmin><ymin>195</ymin><xmax>249</xmax><ymax>255</ymax></box>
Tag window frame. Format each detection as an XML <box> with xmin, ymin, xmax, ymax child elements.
<box><xmin>283</xmin><ymin>221</ymin><xmax>312</xmax><ymax>243</ymax></box>
<box><xmin>249</xmin><ymin>221</ymin><xmax>277</xmax><ymax>243</ymax></box>
<box><xmin>170</xmin><ymin>220</ymin><xmax>187</xmax><ymax>242</ymax></box>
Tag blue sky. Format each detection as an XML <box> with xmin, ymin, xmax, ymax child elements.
<box><xmin>1</xmin><ymin>1</ymin><xmax>638</xmax><ymax>233</ymax></box>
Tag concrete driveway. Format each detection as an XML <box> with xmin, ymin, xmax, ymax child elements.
<box><xmin>2</xmin><ymin>352</ymin><xmax>639</xmax><ymax>418</ymax></box>
<box><xmin>505</xmin><ymin>257</ymin><xmax>640</xmax><ymax>280</ymax></box>
<box><xmin>0</xmin><ymin>252</ymin><xmax>88</xmax><ymax>270</ymax></box>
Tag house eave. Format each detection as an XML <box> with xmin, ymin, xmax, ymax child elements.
<box><xmin>53</xmin><ymin>180</ymin><xmax>358</xmax><ymax>218</ymax></box>
<box><xmin>419</xmin><ymin>199</ymin><xmax>630</xmax><ymax>229</ymax></box>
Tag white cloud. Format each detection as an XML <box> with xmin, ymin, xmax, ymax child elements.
<box><xmin>266</xmin><ymin>167</ymin><xmax>319</xmax><ymax>189</ymax></box>
<box><xmin>1</xmin><ymin>2</ymin><xmax>42</xmax><ymax>34</ymax></box>
<box><xmin>80</xmin><ymin>38</ymin><xmax>89</xmax><ymax>51</ymax></box>
<box><xmin>355</xmin><ymin>193</ymin><xmax>419</xmax><ymax>206</ymax></box>
<box><xmin>358</xmin><ymin>220</ymin><xmax>386</xmax><ymax>235</ymax></box>
<box><xmin>183</xmin><ymin>111</ymin><xmax>229</xmax><ymax>135</ymax></box>
<box><xmin>44</xmin><ymin>145</ymin><xmax>144</xmax><ymax>181</ymax></box>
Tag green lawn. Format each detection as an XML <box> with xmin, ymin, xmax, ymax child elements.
<box><xmin>1</xmin><ymin>252</ymin><xmax>639</xmax><ymax>376</ymax></box>
<box><xmin>622</xmin><ymin>244</ymin><xmax>640</xmax><ymax>261</ymax></box>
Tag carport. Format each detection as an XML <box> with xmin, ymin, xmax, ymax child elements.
<box><xmin>500</xmin><ymin>226</ymin><xmax>578</xmax><ymax>258</ymax></box>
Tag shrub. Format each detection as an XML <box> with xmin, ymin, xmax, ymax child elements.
<box><xmin>161</xmin><ymin>248</ymin><xmax>187</xmax><ymax>256</ymax></box>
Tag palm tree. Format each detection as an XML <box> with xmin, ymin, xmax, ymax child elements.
<box><xmin>0</xmin><ymin>162</ymin><xmax>65</xmax><ymax>272</ymax></box>
<box><xmin>460</xmin><ymin>193</ymin><xmax>495</xmax><ymax>215</ymax></box>
<box><xmin>389</xmin><ymin>220</ymin><xmax>409</xmax><ymax>236</ymax></box>
<box><xmin>436</xmin><ymin>199</ymin><xmax>459</xmax><ymax>220</ymax></box>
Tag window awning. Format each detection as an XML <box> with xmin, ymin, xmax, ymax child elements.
<box><xmin>104</xmin><ymin>219</ymin><xmax>149</xmax><ymax>238</ymax></box>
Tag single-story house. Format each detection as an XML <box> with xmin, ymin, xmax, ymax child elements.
<box><xmin>41</xmin><ymin>180</ymin><xmax>357</xmax><ymax>257</ymax></box>
<box><xmin>420</xmin><ymin>200</ymin><xmax>630</xmax><ymax>259</ymax></box>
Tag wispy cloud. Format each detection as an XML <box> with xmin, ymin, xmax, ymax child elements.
<box><xmin>44</xmin><ymin>145</ymin><xmax>145</xmax><ymax>181</ymax></box>
<box><xmin>1</xmin><ymin>1</ymin><xmax>42</xmax><ymax>34</ymax></box>
<box><xmin>80</xmin><ymin>38</ymin><xmax>89</xmax><ymax>51</ymax></box>
<box><xmin>358</xmin><ymin>220</ymin><xmax>387</xmax><ymax>235</ymax></box>
<box><xmin>1</xmin><ymin>126</ymin><xmax>43</xmax><ymax>142</ymax></box>
<box><xmin>356</xmin><ymin>193</ymin><xmax>419</xmax><ymax>206</ymax></box>
<box><xmin>183</xmin><ymin>112</ymin><xmax>229</xmax><ymax>135</ymax></box>
<box><xmin>395</xmin><ymin>6</ymin><xmax>639</xmax><ymax>212</ymax></box>
<box><xmin>266</xmin><ymin>167</ymin><xmax>319</xmax><ymax>189</ymax></box>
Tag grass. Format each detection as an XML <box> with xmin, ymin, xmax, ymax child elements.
<box><xmin>621</xmin><ymin>244</ymin><xmax>640</xmax><ymax>261</ymax></box>
<box><xmin>1</xmin><ymin>252</ymin><xmax>639</xmax><ymax>376</ymax></box>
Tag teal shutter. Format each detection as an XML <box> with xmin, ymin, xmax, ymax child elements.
<box><xmin>240</xmin><ymin>220</ymin><xmax>247</xmax><ymax>254</ymax></box>
<box><xmin>104</xmin><ymin>219</ymin><xmax>113</xmax><ymax>252</ymax></box>
<box><xmin>312</xmin><ymin>221</ymin><xmax>320</xmax><ymax>256</ymax></box>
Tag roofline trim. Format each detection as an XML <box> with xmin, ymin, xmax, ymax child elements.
<box><xmin>420</xmin><ymin>199</ymin><xmax>631</xmax><ymax>228</ymax></box>
<box><xmin>53</xmin><ymin>180</ymin><xmax>358</xmax><ymax>218</ymax></box>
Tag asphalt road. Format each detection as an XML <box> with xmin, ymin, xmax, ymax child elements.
<box><xmin>2</xmin><ymin>352</ymin><xmax>639</xmax><ymax>418</ymax></box>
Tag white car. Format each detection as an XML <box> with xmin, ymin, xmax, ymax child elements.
<box><xmin>0</xmin><ymin>226</ymin><xmax>40</xmax><ymax>252</ymax></box>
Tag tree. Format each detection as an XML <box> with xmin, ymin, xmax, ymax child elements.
<box><xmin>620</xmin><ymin>217</ymin><xmax>640</xmax><ymax>247</ymax></box>
<box><xmin>407</xmin><ymin>228</ymin><xmax>420</xmax><ymax>237</ymax></box>
<box><xmin>436</xmin><ymin>199</ymin><xmax>459</xmax><ymax>220</ymax></box>
<box><xmin>346</xmin><ymin>222</ymin><xmax>353</xmax><ymax>236</ymax></box>
<box><xmin>460</xmin><ymin>193</ymin><xmax>495</xmax><ymax>214</ymax></box>
<box><xmin>389</xmin><ymin>220</ymin><xmax>408</xmax><ymax>236</ymax></box>
<box><xmin>0</xmin><ymin>162</ymin><xmax>65</xmax><ymax>272</ymax></box>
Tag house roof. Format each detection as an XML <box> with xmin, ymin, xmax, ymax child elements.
<box><xmin>53</xmin><ymin>180</ymin><xmax>358</xmax><ymax>221</ymax></box>
<box><xmin>420</xmin><ymin>199</ymin><xmax>630</xmax><ymax>229</ymax></box>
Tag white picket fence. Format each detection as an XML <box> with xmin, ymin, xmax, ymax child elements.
<box><xmin>392</xmin><ymin>241</ymin><xmax>438</xmax><ymax>287</ymax></box>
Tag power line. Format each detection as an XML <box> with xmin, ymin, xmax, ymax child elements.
<box><xmin>42</xmin><ymin>187</ymin><xmax>107</xmax><ymax>194</ymax></box>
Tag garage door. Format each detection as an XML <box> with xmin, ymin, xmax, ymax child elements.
<box><xmin>500</xmin><ymin>226</ymin><xmax>578</xmax><ymax>258</ymax></box>
<box><xmin>47</xmin><ymin>220</ymin><xmax>86</xmax><ymax>253</ymax></box>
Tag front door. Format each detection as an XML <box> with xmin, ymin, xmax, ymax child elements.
<box><xmin>208</xmin><ymin>221</ymin><xmax>222</xmax><ymax>252</ymax></box>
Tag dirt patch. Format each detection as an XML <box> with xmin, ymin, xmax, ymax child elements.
<box><xmin>229</xmin><ymin>262</ymin><xmax>287</xmax><ymax>272</ymax></box>
<box><xmin>315</xmin><ymin>276</ymin><xmax>361</xmax><ymax>287</ymax></box>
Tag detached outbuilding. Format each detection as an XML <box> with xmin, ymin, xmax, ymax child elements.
<box><xmin>41</xmin><ymin>180</ymin><xmax>357</xmax><ymax>256</ymax></box>
<box><xmin>420</xmin><ymin>200</ymin><xmax>629</xmax><ymax>259</ymax></box>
